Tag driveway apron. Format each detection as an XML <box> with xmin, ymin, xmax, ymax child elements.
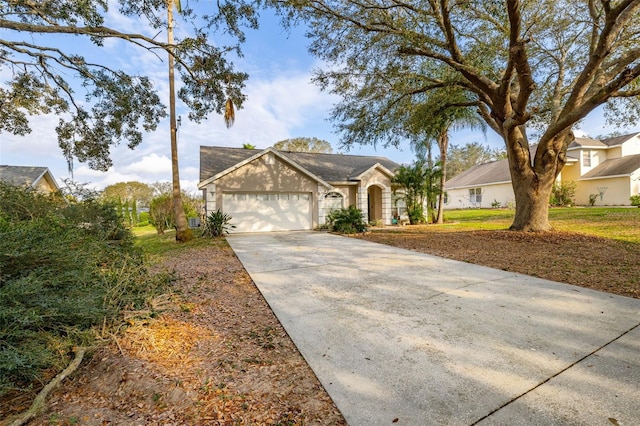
<box><xmin>226</xmin><ymin>231</ymin><xmax>640</xmax><ymax>426</ymax></box>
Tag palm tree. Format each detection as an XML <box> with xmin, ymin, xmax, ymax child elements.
<box><xmin>407</xmin><ymin>92</ymin><xmax>486</xmax><ymax>224</ymax></box>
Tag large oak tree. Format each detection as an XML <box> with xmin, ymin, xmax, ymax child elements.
<box><xmin>1</xmin><ymin>3</ymin><xmax>254</xmax><ymax>165</ymax></box>
<box><xmin>278</xmin><ymin>0</ymin><xmax>640</xmax><ymax>230</ymax></box>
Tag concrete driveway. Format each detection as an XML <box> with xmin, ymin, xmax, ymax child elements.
<box><xmin>227</xmin><ymin>231</ymin><xmax>640</xmax><ymax>425</ymax></box>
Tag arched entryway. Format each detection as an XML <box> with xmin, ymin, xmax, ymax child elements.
<box><xmin>367</xmin><ymin>185</ymin><xmax>383</xmax><ymax>223</ymax></box>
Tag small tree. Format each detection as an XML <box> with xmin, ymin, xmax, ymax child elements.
<box><xmin>393</xmin><ymin>162</ymin><xmax>428</xmax><ymax>224</ymax></box>
<box><xmin>149</xmin><ymin>195</ymin><xmax>173</xmax><ymax>235</ymax></box>
<box><xmin>131</xmin><ymin>200</ymin><xmax>139</xmax><ymax>226</ymax></box>
<box><xmin>550</xmin><ymin>181</ymin><xmax>577</xmax><ymax>207</ymax></box>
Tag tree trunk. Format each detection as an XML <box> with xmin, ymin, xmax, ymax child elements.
<box><xmin>168</xmin><ymin>1</ymin><xmax>193</xmax><ymax>242</ymax></box>
<box><xmin>505</xmin><ymin>127</ymin><xmax>570</xmax><ymax>231</ymax></box>
<box><xmin>436</xmin><ymin>130</ymin><xmax>448</xmax><ymax>224</ymax></box>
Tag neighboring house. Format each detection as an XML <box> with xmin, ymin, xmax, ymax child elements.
<box><xmin>0</xmin><ymin>165</ymin><xmax>61</xmax><ymax>194</ymax></box>
<box><xmin>444</xmin><ymin>132</ymin><xmax>640</xmax><ymax>208</ymax></box>
<box><xmin>198</xmin><ymin>146</ymin><xmax>400</xmax><ymax>232</ymax></box>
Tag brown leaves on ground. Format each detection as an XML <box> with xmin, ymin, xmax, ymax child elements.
<box><xmin>5</xmin><ymin>227</ymin><xmax>638</xmax><ymax>425</ymax></box>
<box><xmin>357</xmin><ymin>227</ymin><xmax>640</xmax><ymax>299</ymax></box>
<box><xmin>12</xmin><ymin>243</ymin><xmax>345</xmax><ymax>426</ymax></box>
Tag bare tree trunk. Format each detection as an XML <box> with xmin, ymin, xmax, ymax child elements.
<box><xmin>505</xmin><ymin>127</ymin><xmax>570</xmax><ymax>231</ymax></box>
<box><xmin>168</xmin><ymin>1</ymin><xmax>192</xmax><ymax>242</ymax></box>
<box><xmin>436</xmin><ymin>130</ymin><xmax>448</xmax><ymax>224</ymax></box>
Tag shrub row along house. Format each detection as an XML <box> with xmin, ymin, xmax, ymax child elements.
<box><xmin>444</xmin><ymin>132</ymin><xmax>640</xmax><ymax>208</ymax></box>
<box><xmin>198</xmin><ymin>146</ymin><xmax>400</xmax><ymax>232</ymax></box>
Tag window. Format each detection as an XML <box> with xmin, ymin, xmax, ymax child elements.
<box><xmin>324</xmin><ymin>192</ymin><xmax>344</xmax><ymax>216</ymax></box>
<box><xmin>582</xmin><ymin>150</ymin><xmax>591</xmax><ymax>167</ymax></box>
<box><xmin>392</xmin><ymin>193</ymin><xmax>408</xmax><ymax>219</ymax></box>
<box><xmin>469</xmin><ymin>188</ymin><xmax>482</xmax><ymax>204</ymax></box>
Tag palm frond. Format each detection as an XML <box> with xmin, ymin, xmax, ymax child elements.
<box><xmin>224</xmin><ymin>97</ymin><xmax>235</xmax><ymax>128</ymax></box>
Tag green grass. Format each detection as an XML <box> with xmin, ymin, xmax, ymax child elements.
<box><xmin>441</xmin><ymin>207</ymin><xmax>640</xmax><ymax>243</ymax></box>
<box><xmin>133</xmin><ymin>225</ymin><xmax>226</xmax><ymax>256</ymax></box>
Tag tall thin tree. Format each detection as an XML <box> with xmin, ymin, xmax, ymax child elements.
<box><xmin>167</xmin><ymin>0</ymin><xmax>192</xmax><ymax>242</ymax></box>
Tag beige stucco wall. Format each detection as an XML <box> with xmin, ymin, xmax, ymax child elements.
<box><xmin>559</xmin><ymin>162</ymin><xmax>580</xmax><ymax>183</ymax></box>
<box><xmin>357</xmin><ymin>168</ymin><xmax>393</xmax><ymax>224</ymax></box>
<box><xmin>445</xmin><ymin>182</ymin><xmax>514</xmax><ymax>209</ymax></box>
<box><xmin>576</xmin><ymin>176</ymin><xmax>633</xmax><ymax>206</ymax></box>
<box><xmin>34</xmin><ymin>176</ymin><xmax>58</xmax><ymax>194</ymax></box>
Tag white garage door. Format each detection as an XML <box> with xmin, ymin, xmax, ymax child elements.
<box><xmin>223</xmin><ymin>192</ymin><xmax>312</xmax><ymax>233</ymax></box>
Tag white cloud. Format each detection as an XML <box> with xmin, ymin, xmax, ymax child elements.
<box><xmin>121</xmin><ymin>153</ymin><xmax>172</xmax><ymax>175</ymax></box>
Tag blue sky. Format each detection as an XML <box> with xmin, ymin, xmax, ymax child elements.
<box><xmin>1</xmin><ymin>4</ymin><xmax>638</xmax><ymax>193</ymax></box>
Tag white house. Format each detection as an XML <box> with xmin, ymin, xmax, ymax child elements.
<box><xmin>444</xmin><ymin>132</ymin><xmax>640</xmax><ymax>208</ymax></box>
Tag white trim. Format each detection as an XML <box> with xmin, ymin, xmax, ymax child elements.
<box><xmin>352</xmin><ymin>163</ymin><xmax>396</xmax><ymax>180</ymax></box>
<box><xmin>445</xmin><ymin>180</ymin><xmax>512</xmax><ymax>191</ymax></box>
<box><xmin>579</xmin><ymin>174</ymin><xmax>632</xmax><ymax>181</ymax></box>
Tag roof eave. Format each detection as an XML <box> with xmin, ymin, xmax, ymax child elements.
<box><xmin>352</xmin><ymin>163</ymin><xmax>395</xmax><ymax>180</ymax></box>
<box><xmin>445</xmin><ymin>180</ymin><xmax>512</xmax><ymax>190</ymax></box>
<box><xmin>579</xmin><ymin>173</ymin><xmax>632</xmax><ymax>181</ymax></box>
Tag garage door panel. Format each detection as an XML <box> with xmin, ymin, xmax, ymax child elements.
<box><xmin>223</xmin><ymin>193</ymin><xmax>312</xmax><ymax>233</ymax></box>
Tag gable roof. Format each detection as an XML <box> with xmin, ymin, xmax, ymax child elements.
<box><xmin>580</xmin><ymin>154</ymin><xmax>640</xmax><ymax>180</ymax></box>
<box><xmin>444</xmin><ymin>159</ymin><xmax>511</xmax><ymax>189</ymax></box>
<box><xmin>0</xmin><ymin>165</ymin><xmax>60</xmax><ymax>191</ymax></box>
<box><xmin>568</xmin><ymin>137</ymin><xmax>607</xmax><ymax>149</ymax></box>
<box><xmin>568</xmin><ymin>132</ymin><xmax>640</xmax><ymax>150</ymax></box>
<box><xmin>601</xmin><ymin>133</ymin><xmax>640</xmax><ymax>147</ymax></box>
<box><xmin>199</xmin><ymin>146</ymin><xmax>400</xmax><ymax>185</ymax></box>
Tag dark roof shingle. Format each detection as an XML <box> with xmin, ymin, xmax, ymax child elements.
<box><xmin>581</xmin><ymin>154</ymin><xmax>640</xmax><ymax>179</ymax></box>
<box><xmin>199</xmin><ymin>146</ymin><xmax>400</xmax><ymax>183</ymax></box>
<box><xmin>0</xmin><ymin>165</ymin><xmax>50</xmax><ymax>188</ymax></box>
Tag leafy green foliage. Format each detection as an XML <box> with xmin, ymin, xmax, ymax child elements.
<box><xmin>550</xmin><ymin>181</ymin><xmax>576</xmax><ymax>207</ymax></box>
<box><xmin>148</xmin><ymin>191</ymin><xmax>200</xmax><ymax>235</ymax></box>
<box><xmin>279</xmin><ymin>0</ymin><xmax>640</xmax><ymax>230</ymax></box>
<box><xmin>0</xmin><ymin>1</ymin><xmax>258</xmax><ymax>171</ymax></box>
<box><xmin>101</xmin><ymin>181</ymin><xmax>154</xmax><ymax>207</ymax></box>
<box><xmin>630</xmin><ymin>195</ymin><xmax>640</xmax><ymax>207</ymax></box>
<box><xmin>393</xmin><ymin>161</ymin><xmax>442</xmax><ymax>224</ymax></box>
<box><xmin>326</xmin><ymin>206</ymin><xmax>367</xmax><ymax>234</ymax></box>
<box><xmin>273</xmin><ymin>137</ymin><xmax>333</xmax><ymax>153</ymax></box>
<box><xmin>149</xmin><ymin>194</ymin><xmax>173</xmax><ymax>235</ymax></box>
<box><xmin>0</xmin><ymin>183</ymin><xmax>169</xmax><ymax>395</ymax></box>
<box><xmin>202</xmin><ymin>210</ymin><xmax>236</xmax><ymax>237</ymax></box>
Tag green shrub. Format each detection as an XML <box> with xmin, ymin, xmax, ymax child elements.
<box><xmin>326</xmin><ymin>206</ymin><xmax>367</xmax><ymax>234</ymax></box>
<box><xmin>630</xmin><ymin>194</ymin><xmax>640</xmax><ymax>207</ymax></box>
<box><xmin>407</xmin><ymin>205</ymin><xmax>425</xmax><ymax>225</ymax></box>
<box><xmin>0</xmin><ymin>184</ymin><xmax>169</xmax><ymax>395</ymax></box>
<box><xmin>202</xmin><ymin>209</ymin><xmax>235</xmax><ymax>237</ymax></box>
<box><xmin>550</xmin><ymin>181</ymin><xmax>576</xmax><ymax>207</ymax></box>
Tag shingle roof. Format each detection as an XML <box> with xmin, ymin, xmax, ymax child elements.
<box><xmin>601</xmin><ymin>133</ymin><xmax>639</xmax><ymax>147</ymax></box>
<box><xmin>0</xmin><ymin>165</ymin><xmax>52</xmax><ymax>188</ymax></box>
<box><xmin>199</xmin><ymin>146</ymin><xmax>400</xmax><ymax>183</ymax></box>
<box><xmin>444</xmin><ymin>159</ymin><xmax>511</xmax><ymax>189</ymax></box>
<box><xmin>581</xmin><ymin>154</ymin><xmax>640</xmax><ymax>179</ymax></box>
<box><xmin>568</xmin><ymin>137</ymin><xmax>607</xmax><ymax>149</ymax></box>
